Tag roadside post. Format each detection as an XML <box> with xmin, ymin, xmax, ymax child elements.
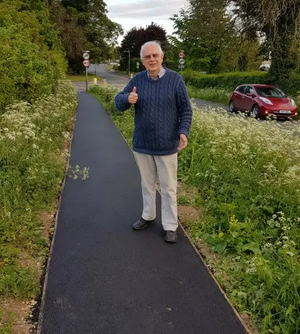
<box><xmin>136</xmin><ymin>62</ymin><xmax>140</xmax><ymax>72</ymax></box>
<box><xmin>83</xmin><ymin>51</ymin><xmax>90</xmax><ymax>91</ymax></box>
<box><xmin>178</xmin><ymin>50</ymin><xmax>185</xmax><ymax>74</ymax></box>
<box><xmin>127</xmin><ymin>50</ymin><xmax>131</xmax><ymax>76</ymax></box>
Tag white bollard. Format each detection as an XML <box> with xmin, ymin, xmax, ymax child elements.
<box><xmin>93</xmin><ymin>78</ymin><xmax>97</xmax><ymax>84</ymax></box>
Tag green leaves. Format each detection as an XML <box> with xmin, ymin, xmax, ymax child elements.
<box><xmin>0</xmin><ymin>80</ymin><xmax>77</xmax><ymax>300</ymax></box>
<box><xmin>56</xmin><ymin>0</ymin><xmax>123</xmax><ymax>70</ymax></box>
<box><xmin>0</xmin><ymin>0</ymin><xmax>66</xmax><ymax>113</ymax></box>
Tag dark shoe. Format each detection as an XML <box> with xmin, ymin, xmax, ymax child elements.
<box><xmin>164</xmin><ymin>230</ymin><xmax>178</xmax><ymax>243</ymax></box>
<box><xmin>133</xmin><ymin>217</ymin><xmax>155</xmax><ymax>230</ymax></box>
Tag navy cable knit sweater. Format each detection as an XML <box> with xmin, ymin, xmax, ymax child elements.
<box><xmin>114</xmin><ymin>68</ymin><xmax>192</xmax><ymax>156</ymax></box>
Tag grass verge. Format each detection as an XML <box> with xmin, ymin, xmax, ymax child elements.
<box><xmin>0</xmin><ymin>80</ymin><xmax>78</xmax><ymax>332</ymax></box>
<box><xmin>89</xmin><ymin>83</ymin><xmax>300</xmax><ymax>334</ymax></box>
<box><xmin>187</xmin><ymin>85</ymin><xmax>231</xmax><ymax>105</ymax></box>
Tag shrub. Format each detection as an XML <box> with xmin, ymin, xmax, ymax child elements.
<box><xmin>182</xmin><ymin>70</ymin><xmax>300</xmax><ymax>96</ymax></box>
<box><xmin>182</xmin><ymin>70</ymin><xmax>270</xmax><ymax>90</ymax></box>
<box><xmin>0</xmin><ymin>1</ymin><xmax>67</xmax><ymax>113</ymax></box>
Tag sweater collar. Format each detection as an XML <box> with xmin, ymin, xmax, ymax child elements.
<box><xmin>146</xmin><ymin>67</ymin><xmax>166</xmax><ymax>80</ymax></box>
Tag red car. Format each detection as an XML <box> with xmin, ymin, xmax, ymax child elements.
<box><xmin>229</xmin><ymin>84</ymin><xmax>298</xmax><ymax>119</ymax></box>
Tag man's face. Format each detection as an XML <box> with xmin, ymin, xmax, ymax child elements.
<box><xmin>142</xmin><ymin>44</ymin><xmax>164</xmax><ymax>73</ymax></box>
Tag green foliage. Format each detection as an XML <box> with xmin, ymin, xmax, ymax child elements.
<box><xmin>93</xmin><ymin>85</ymin><xmax>300</xmax><ymax>333</ymax></box>
<box><xmin>55</xmin><ymin>0</ymin><xmax>123</xmax><ymax>72</ymax></box>
<box><xmin>182</xmin><ymin>70</ymin><xmax>269</xmax><ymax>90</ymax></box>
<box><xmin>0</xmin><ymin>0</ymin><xmax>67</xmax><ymax>113</ymax></box>
<box><xmin>0</xmin><ymin>266</ymin><xmax>39</xmax><ymax>298</ymax></box>
<box><xmin>187</xmin><ymin>86</ymin><xmax>231</xmax><ymax>104</ymax></box>
<box><xmin>119</xmin><ymin>23</ymin><xmax>168</xmax><ymax>72</ymax></box>
<box><xmin>232</xmin><ymin>0</ymin><xmax>300</xmax><ymax>88</ymax></box>
<box><xmin>179</xmin><ymin>109</ymin><xmax>300</xmax><ymax>333</ymax></box>
<box><xmin>183</xmin><ymin>70</ymin><xmax>300</xmax><ymax>96</ymax></box>
<box><xmin>120</xmin><ymin>23</ymin><xmax>168</xmax><ymax>59</ymax></box>
<box><xmin>171</xmin><ymin>0</ymin><xmax>262</xmax><ymax>74</ymax></box>
<box><xmin>0</xmin><ymin>81</ymin><xmax>77</xmax><ymax>299</ymax></box>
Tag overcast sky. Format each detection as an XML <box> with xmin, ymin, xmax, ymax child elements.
<box><xmin>105</xmin><ymin>0</ymin><xmax>188</xmax><ymax>43</ymax></box>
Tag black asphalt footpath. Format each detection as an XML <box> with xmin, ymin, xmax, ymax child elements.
<box><xmin>38</xmin><ymin>92</ymin><xmax>247</xmax><ymax>334</ymax></box>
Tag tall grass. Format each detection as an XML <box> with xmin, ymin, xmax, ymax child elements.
<box><xmin>0</xmin><ymin>81</ymin><xmax>77</xmax><ymax>308</ymax></box>
<box><xmin>187</xmin><ymin>85</ymin><xmax>231</xmax><ymax>105</ymax></box>
<box><xmin>89</xmin><ymin>84</ymin><xmax>300</xmax><ymax>334</ymax></box>
<box><xmin>181</xmin><ymin>107</ymin><xmax>300</xmax><ymax>333</ymax></box>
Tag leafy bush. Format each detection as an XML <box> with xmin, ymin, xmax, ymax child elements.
<box><xmin>0</xmin><ymin>1</ymin><xmax>67</xmax><ymax>113</ymax></box>
<box><xmin>182</xmin><ymin>70</ymin><xmax>300</xmax><ymax>96</ymax></box>
<box><xmin>182</xmin><ymin>70</ymin><xmax>270</xmax><ymax>90</ymax></box>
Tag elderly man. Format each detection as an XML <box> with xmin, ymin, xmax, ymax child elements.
<box><xmin>114</xmin><ymin>41</ymin><xmax>192</xmax><ymax>243</ymax></box>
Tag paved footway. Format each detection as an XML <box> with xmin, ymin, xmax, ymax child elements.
<box><xmin>38</xmin><ymin>92</ymin><xmax>247</xmax><ymax>334</ymax></box>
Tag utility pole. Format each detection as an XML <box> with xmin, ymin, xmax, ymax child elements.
<box><xmin>127</xmin><ymin>50</ymin><xmax>131</xmax><ymax>76</ymax></box>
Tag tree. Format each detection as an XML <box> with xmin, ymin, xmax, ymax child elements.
<box><xmin>120</xmin><ymin>27</ymin><xmax>146</xmax><ymax>59</ymax></box>
<box><xmin>119</xmin><ymin>23</ymin><xmax>168</xmax><ymax>72</ymax></box>
<box><xmin>50</xmin><ymin>0</ymin><xmax>123</xmax><ymax>73</ymax></box>
<box><xmin>171</xmin><ymin>0</ymin><xmax>262</xmax><ymax>73</ymax></box>
<box><xmin>231</xmin><ymin>0</ymin><xmax>300</xmax><ymax>89</ymax></box>
<box><xmin>171</xmin><ymin>0</ymin><xmax>238</xmax><ymax>73</ymax></box>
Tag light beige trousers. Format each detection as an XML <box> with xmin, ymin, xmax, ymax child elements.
<box><xmin>133</xmin><ymin>152</ymin><xmax>178</xmax><ymax>231</ymax></box>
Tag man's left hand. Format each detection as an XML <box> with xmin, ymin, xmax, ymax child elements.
<box><xmin>178</xmin><ymin>134</ymin><xmax>188</xmax><ymax>151</ymax></box>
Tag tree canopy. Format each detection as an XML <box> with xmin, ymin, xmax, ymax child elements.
<box><xmin>171</xmin><ymin>0</ymin><xmax>262</xmax><ymax>73</ymax></box>
<box><xmin>120</xmin><ymin>23</ymin><xmax>168</xmax><ymax>59</ymax></box>
<box><xmin>50</xmin><ymin>0</ymin><xmax>123</xmax><ymax>73</ymax></box>
<box><xmin>231</xmin><ymin>0</ymin><xmax>300</xmax><ymax>87</ymax></box>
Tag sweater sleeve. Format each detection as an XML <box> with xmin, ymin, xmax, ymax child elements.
<box><xmin>176</xmin><ymin>77</ymin><xmax>192</xmax><ymax>137</ymax></box>
<box><xmin>114</xmin><ymin>80</ymin><xmax>135</xmax><ymax>112</ymax></box>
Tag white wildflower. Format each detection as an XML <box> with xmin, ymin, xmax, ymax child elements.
<box><xmin>286</xmin><ymin>252</ymin><xmax>294</xmax><ymax>257</ymax></box>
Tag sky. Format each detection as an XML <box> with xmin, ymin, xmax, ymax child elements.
<box><xmin>105</xmin><ymin>0</ymin><xmax>188</xmax><ymax>44</ymax></box>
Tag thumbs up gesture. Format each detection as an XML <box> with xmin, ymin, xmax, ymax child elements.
<box><xmin>128</xmin><ymin>86</ymin><xmax>138</xmax><ymax>104</ymax></box>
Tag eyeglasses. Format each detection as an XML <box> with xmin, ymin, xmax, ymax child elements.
<box><xmin>143</xmin><ymin>53</ymin><xmax>161</xmax><ymax>60</ymax></box>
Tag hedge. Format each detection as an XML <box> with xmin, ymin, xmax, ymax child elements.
<box><xmin>182</xmin><ymin>70</ymin><xmax>300</xmax><ymax>95</ymax></box>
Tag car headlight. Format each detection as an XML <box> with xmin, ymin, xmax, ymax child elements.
<box><xmin>258</xmin><ymin>97</ymin><xmax>273</xmax><ymax>105</ymax></box>
<box><xmin>290</xmin><ymin>98</ymin><xmax>296</xmax><ymax>106</ymax></box>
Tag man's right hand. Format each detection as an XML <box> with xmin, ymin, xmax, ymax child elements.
<box><xmin>128</xmin><ymin>87</ymin><xmax>138</xmax><ymax>104</ymax></box>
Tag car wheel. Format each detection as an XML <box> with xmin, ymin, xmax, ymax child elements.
<box><xmin>251</xmin><ymin>104</ymin><xmax>260</xmax><ymax>118</ymax></box>
<box><xmin>229</xmin><ymin>100</ymin><xmax>236</xmax><ymax>113</ymax></box>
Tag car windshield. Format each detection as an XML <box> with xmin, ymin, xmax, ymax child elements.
<box><xmin>255</xmin><ymin>87</ymin><xmax>286</xmax><ymax>98</ymax></box>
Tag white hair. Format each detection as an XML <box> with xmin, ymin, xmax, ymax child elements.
<box><xmin>140</xmin><ymin>41</ymin><xmax>164</xmax><ymax>60</ymax></box>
